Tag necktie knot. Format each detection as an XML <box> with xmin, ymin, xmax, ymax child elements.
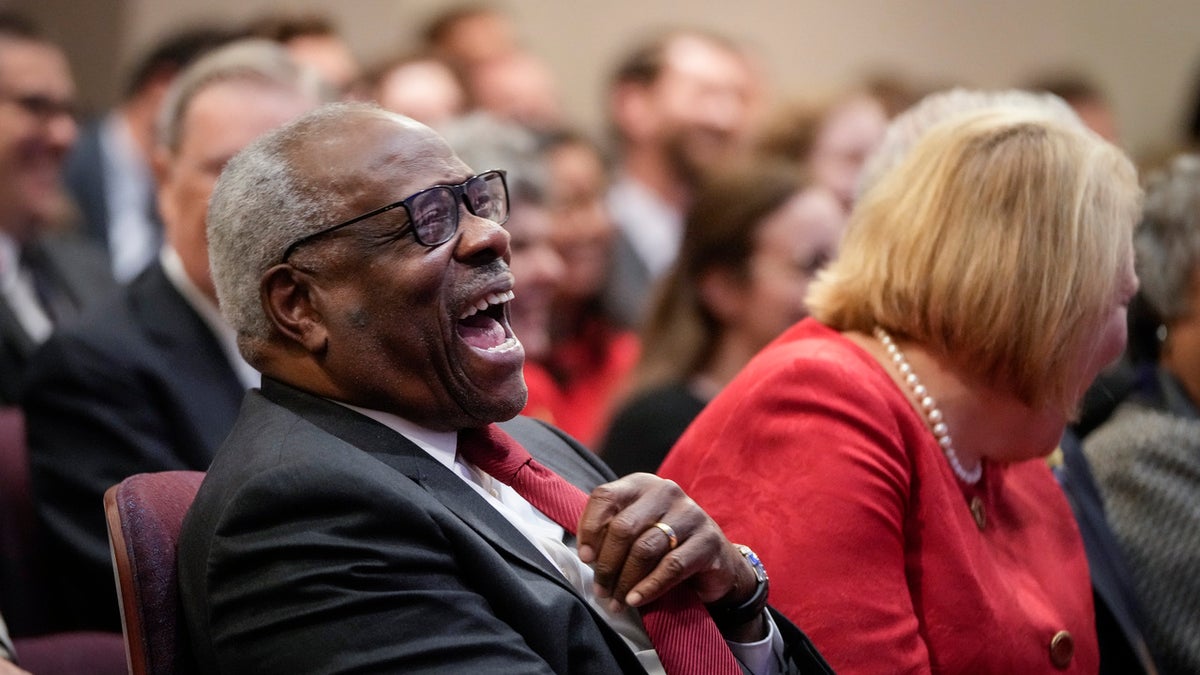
<box><xmin>458</xmin><ymin>425</ymin><xmax>587</xmax><ymax>533</ymax></box>
<box><xmin>457</xmin><ymin>425</ymin><xmax>534</xmax><ymax>484</ymax></box>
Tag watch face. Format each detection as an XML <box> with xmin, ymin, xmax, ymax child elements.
<box><xmin>737</xmin><ymin>544</ymin><xmax>768</xmax><ymax>582</ymax></box>
<box><xmin>748</xmin><ymin>551</ymin><xmax>767</xmax><ymax>582</ymax></box>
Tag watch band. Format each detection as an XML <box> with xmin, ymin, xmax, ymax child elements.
<box><xmin>709</xmin><ymin>544</ymin><xmax>770</xmax><ymax>631</ymax></box>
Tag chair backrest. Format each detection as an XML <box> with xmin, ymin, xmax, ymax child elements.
<box><xmin>0</xmin><ymin>406</ymin><xmax>53</xmax><ymax>635</ymax></box>
<box><xmin>104</xmin><ymin>471</ymin><xmax>204</xmax><ymax>675</ymax></box>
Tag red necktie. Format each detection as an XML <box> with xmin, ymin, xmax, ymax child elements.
<box><xmin>459</xmin><ymin>424</ymin><xmax>742</xmax><ymax>675</ymax></box>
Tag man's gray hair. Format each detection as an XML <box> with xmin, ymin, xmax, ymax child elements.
<box><xmin>1136</xmin><ymin>154</ymin><xmax>1200</xmax><ymax>323</ymax></box>
<box><xmin>157</xmin><ymin>38</ymin><xmax>330</xmax><ymax>153</ymax></box>
<box><xmin>856</xmin><ymin>87</ymin><xmax>1084</xmax><ymax>199</ymax></box>
<box><xmin>208</xmin><ymin>102</ymin><xmax>391</xmax><ymax>350</ymax></box>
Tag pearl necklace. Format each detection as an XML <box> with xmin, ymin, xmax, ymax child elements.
<box><xmin>873</xmin><ymin>327</ymin><xmax>982</xmax><ymax>484</ymax></box>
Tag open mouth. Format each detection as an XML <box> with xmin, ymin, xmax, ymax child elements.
<box><xmin>456</xmin><ymin>289</ymin><xmax>519</xmax><ymax>352</ymax></box>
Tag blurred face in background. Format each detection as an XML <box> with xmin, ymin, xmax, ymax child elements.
<box><xmin>432</xmin><ymin>9</ymin><xmax>518</xmax><ymax>71</ymax></box>
<box><xmin>1070</xmin><ymin>96</ymin><xmax>1119</xmax><ymax>144</ymax></box>
<box><xmin>376</xmin><ymin>58</ymin><xmax>465</xmax><ymax>128</ymax></box>
<box><xmin>0</xmin><ymin>37</ymin><xmax>76</xmax><ymax>237</ymax></box>
<box><xmin>285</xmin><ymin>34</ymin><xmax>359</xmax><ymax>96</ymax></box>
<box><xmin>653</xmin><ymin>35</ymin><xmax>758</xmax><ymax>184</ymax></box>
<box><xmin>724</xmin><ymin>185</ymin><xmax>845</xmax><ymax>350</ymax></box>
<box><xmin>468</xmin><ymin>51</ymin><xmax>562</xmax><ymax>131</ymax></box>
<box><xmin>547</xmin><ymin>139</ymin><xmax>613</xmax><ymax>303</ymax></box>
<box><xmin>156</xmin><ymin>79</ymin><xmax>319</xmax><ymax>301</ymax></box>
<box><xmin>505</xmin><ymin>198</ymin><xmax>565</xmax><ymax>360</ymax></box>
<box><xmin>808</xmin><ymin>94</ymin><xmax>888</xmax><ymax>212</ymax></box>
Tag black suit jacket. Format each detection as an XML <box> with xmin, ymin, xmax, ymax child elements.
<box><xmin>601</xmin><ymin>227</ymin><xmax>655</xmax><ymax>330</ymax></box>
<box><xmin>180</xmin><ymin>379</ymin><xmax>830</xmax><ymax>674</ymax></box>
<box><xmin>24</xmin><ymin>261</ymin><xmax>244</xmax><ymax>631</ymax></box>
<box><xmin>0</xmin><ymin>234</ymin><xmax>116</xmax><ymax>405</ymax></box>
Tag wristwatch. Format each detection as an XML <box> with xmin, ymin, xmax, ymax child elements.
<box><xmin>709</xmin><ymin>544</ymin><xmax>770</xmax><ymax>630</ymax></box>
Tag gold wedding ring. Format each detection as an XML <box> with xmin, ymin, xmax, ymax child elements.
<box><xmin>651</xmin><ymin>521</ymin><xmax>678</xmax><ymax>550</ymax></box>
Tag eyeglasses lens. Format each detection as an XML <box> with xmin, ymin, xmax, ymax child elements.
<box><xmin>466</xmin><ymin>172</ymin><xmax>508</xmax><ymax>223</ymax></box>
<box><xmin>410</xmin><ymin>172</ymin><xmax>508</xmax><ymax>245</ymax></box>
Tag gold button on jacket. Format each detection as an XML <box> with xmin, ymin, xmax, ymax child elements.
<box><xmin>1049</xmin><ymin>630</ymin><xmax>1074</xmax><ymax>669</ymax></box>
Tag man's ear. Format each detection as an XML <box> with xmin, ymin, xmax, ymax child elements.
<box><xmin>152</xmin><ymin>147</ymin><xmax>177</xmax><ymax>229</ymax></box>
<box><xmin>261</xmin><ymin>264</ymin><xmax>328</xmax><ymax>355</ymax></box>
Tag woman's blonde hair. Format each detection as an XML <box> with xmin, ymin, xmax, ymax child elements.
<box><xmin>807</xmin><ymin>109</ymin><xmax>1141</xmax><ymax>415</ymax></box>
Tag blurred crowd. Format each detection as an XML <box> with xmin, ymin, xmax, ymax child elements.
<box><xmin>1</xmin><ymin>3</ymin><xmax>1199</xmax><ymax>674</ymax></box>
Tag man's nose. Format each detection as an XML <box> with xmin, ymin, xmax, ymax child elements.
<box><xmin>455</xmin><ymin>211</ymin><xmax>510</xmax><ymax>263</ymax></box>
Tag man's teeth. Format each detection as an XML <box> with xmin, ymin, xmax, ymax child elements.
<box><xmin>458</xmin><ymin>290</ymin><xmax>516</xmax><ymax>319</ymax></box>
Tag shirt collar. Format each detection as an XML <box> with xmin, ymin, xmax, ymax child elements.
<box><xmin>0</xmin><ymin>232</ymin><xmax>17</xmax><ymax>287</ymax></box>
<box><xmin>337</xmin><ymin>402</ymin><xmax>459</xmax><ymax>469</ymax></box>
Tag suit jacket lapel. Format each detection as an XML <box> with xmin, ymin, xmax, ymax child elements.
<box><xmin>0</xmin><ymin>297</ymin><xmax>35</xmax><ymax>359</ymax></box>
<box><xmin>0</xmin><ymin>297</ymin><xmax>35</xmax><ymax>403</ymax></box>
<box><xmin>258</xmin><ymin>378</ymin><xmax>588</xmax><ymax>598</ymax></box>
<box><xmin>37</xmin><ymin>235</ymin><xmax>117</xmax><ymax>313</ymax></box>
<box><xmin>132</xmin><ymin>264</ymin><xmax>245</xmax><ymax>449</ymax></box>
<box><xmin>135</xmin><ymin>263</ymin><xmax>241</xmax><ymax>390</ymax></box>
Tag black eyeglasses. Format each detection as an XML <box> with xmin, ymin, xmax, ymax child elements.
<box><xmin>282</xmin><ymin>170</ymin><xmax>510</xmax><ymax>262</ymax></box>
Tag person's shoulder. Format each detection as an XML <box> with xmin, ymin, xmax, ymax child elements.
<box><xmin>38</xmin><ymin>231</ymin><xmax>119</xmax><ymax>304</ymax></box>
<box><xmin>33</xmin><ymin>261</ymin><xmax>179</xmax><ymax>355</ymax></box>
<box><xmin>188</xmin><ymin>393</ymin><xmax>408</xmax><ymax>532</ymax></box>
<box><xmin>23</xmin><ymin>292</ymin><xmax>140</xmax><ymax>383</ymax></box>
<box><xmin>621</xmin><ymin>381</ymin><xmax>705</xmax><ymax>417</ymax></box>
<box><xmin>733</xmin><ymin>319</ymin><xmax>890</xmax><ymax>401</ymax></box>
<box><xmin>1085</xmin><ymin>401</ymin><xmax>1200</xmax><ymax>473</ymax></box>
<box><xmin>39</xmin><ymin>231</ymin><xmax>111</xmax><ymax>272</ymax></box>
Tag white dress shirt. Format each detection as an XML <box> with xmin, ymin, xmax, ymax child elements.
<box><xmin>606</xmin><ymin>174</ymin><xmax>684</xmax><ymax>280</ymax></box>
<box><xmin>100</xmin><ymin>112</ymin><xmax>160</xmax><ymax>282</ymax></box>
<box><xmin>342</xmin><ymin>403</ymin><xmax>784</xmax><ymax>674</ymax></box>
<box><xmin>0</xmin><ymin>232</ymin><xmax>53</xmax><ymax>344</ymax></box>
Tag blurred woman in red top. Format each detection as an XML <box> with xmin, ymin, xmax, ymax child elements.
<box><xmin>540</xmin><ymin>131</ymin><xmax>639</xmax><ymax>446</ymax></box>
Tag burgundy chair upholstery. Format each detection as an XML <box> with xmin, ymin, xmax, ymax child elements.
<box><xmin>104</xmin><ymin>471</ymin><xmax>204</xmax><ymax>675</ymax></box>
<box><xmin>13</xmin><ymin>632</ymin><xmax>127</xmax><ymax>675</ymax></box>
<box><xmin>0</xmin><ymin>406</ymin><xmax>50</xmax><ymax>634</ymax></box>
<box><xmin>0</xmin><ymin>407</ymin><xmax>126</xmax><ymax>674</ymax></box>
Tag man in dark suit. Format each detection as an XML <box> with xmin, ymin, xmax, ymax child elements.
<box><xmin>603</xmin><ymin>30</ymin><xmax>759</xmax><ymax>328</ymax></box>
<box><xmin>0</xmin><ymin>14</ymin><xmax>116</xmax><ymax>405</ymax></box>
<box><xmin>180</xmin><ymin>103</ymin><xmax>831</xmax><ymax>673</ymax></box>
<box><xmin>23</xmin><ymin>39</ymin><xmax>328</xmax><ymax>632</ymax></box>
<box><xmin>63</xmin><ymin>26</ymin><xmax>233</xmax><ymax>282</ymax></box>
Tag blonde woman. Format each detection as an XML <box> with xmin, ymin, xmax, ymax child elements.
<box><xmin>660</xmin><ymin>109</ymin><xmax>1141</xmax><ymax>673</ymax></box>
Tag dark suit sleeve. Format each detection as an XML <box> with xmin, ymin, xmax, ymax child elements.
<box><xmin>24</xmin><ymin>332</ymin><xmax>193</xmax><ymax>631</ymax></box>
<box><xmin>190</xmin><ymin>460</ymin><xmax>562</xmax><ymax>674</ymax></box>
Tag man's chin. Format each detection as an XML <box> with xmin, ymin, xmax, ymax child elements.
<box><xmin>467</xmin><ymin>381</ymin><xmax>529</xmax><ymax>425</ymax></box>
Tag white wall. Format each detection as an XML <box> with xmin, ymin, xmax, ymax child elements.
<box><xmin>102</xmin><ymin>0</ymin><xmax>1200</xmax><ymax>159</ymax></box>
